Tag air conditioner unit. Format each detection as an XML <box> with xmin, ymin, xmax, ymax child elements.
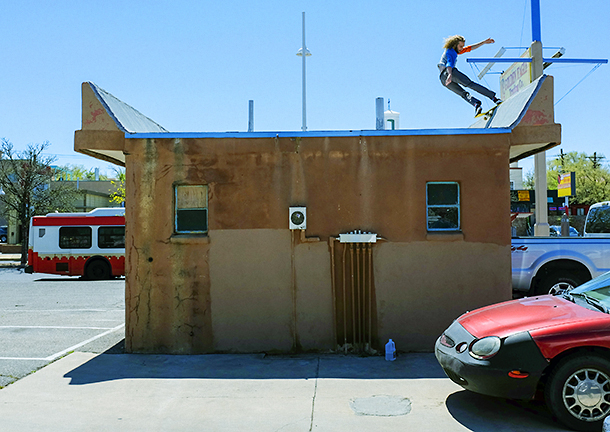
<box><xmin>289</xmin><ymin>207</ymin><xmax>307</xmax><ymax>230</ymax></box>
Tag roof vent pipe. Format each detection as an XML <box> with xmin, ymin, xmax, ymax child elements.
<box><xmin>375</xmin><ymin>97</ymin><xmax>384</xmax><ymax>130</ymax></box>
<box><xmin>248</xmin><ymin>100</ymin><xmax>254</xmax><ymax>132</ymax></box>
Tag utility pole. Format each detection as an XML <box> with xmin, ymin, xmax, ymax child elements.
<box><xmin>466</xmin><ymin>0</ymin><xmax>607</xmax><ymax>236</ymax></box>
<box><xmin>587</xmin><ymin>152</ymin><xmax>605</xmax><ymax>169</ymax></box>
<box><xmin>531</xmin><ymin>0</ymin><xmax>550</xmax><ymax>236</ymax></box>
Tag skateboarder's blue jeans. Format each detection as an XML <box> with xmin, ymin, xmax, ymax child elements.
<box><xmin>439</xmin><ymin>68</ymin><xmax>496</xmax><ymax>107</ymax></box>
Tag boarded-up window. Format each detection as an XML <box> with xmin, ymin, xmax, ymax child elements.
<box><xmin>175</xmin><ymin>185</ymin><xmax>208</xmax><ymax>233</ymax></box>
<box><xmin>426</xmin><ymin>182</ymin><xmax>460</xmax><ymax>231</ymax></box>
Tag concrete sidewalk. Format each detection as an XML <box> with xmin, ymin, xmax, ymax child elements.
<box><xmin>0</xmin><ymin>352</ymin><xmax>568</xmax><ymax>431</ymax></box>
<box><xmin>0</xmin><ymin>253</ymin><xmax>21</xmax><ymax>267</ymax></box>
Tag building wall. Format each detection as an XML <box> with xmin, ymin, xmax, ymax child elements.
<box><xmin>124</xmin><ymin>133</ymin><xmax>512</xmax><ymax>354</ymax></box>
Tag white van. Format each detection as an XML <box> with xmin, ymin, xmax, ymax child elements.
<box><xmin>584</xmin><ymin>201</ymin><xmax>610</xmax><ymax>237</ymax></box>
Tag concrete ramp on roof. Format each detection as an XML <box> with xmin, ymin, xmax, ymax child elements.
<box><xmin>77</xmin><ymin>82</ymin><xmax>168</xmax><ymax>166</ymax></box>
<box><xmin>75</xmin><ymin>76</ymin><xmax>559</xmax><ymax>167</ymax></box>
<box><xmin>469</xmin><ymin>75</ymin><xmax>560</xmax><ymax>162</ymax></box>
<box><xmin>82</xmin><ymin>82</ymin><xmax>167</xmax><ymax>134</ymax></box>
<box><xmin>470</xmin><ymin>75</ymin><xmax>548</xmax><ymax>129</ymax></box>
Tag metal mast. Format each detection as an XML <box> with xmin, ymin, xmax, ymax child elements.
<box><xmin>296</xmin><ymin>12</ymin><xmax>311</xmax><ymax>131</ymax></box>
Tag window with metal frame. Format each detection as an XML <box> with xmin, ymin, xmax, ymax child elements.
<box><xmin>426</xmin><ymin>182</ymin><xmax>460</xmax><ymax>231</ymax></box>
<box><xmin>59</xmin><ymin>226</ymin><xmax>92</xmax><ymax>249</ymax></box>
<box><xmin>175</xmin><ymin>185</ymin><xmax>208</xmax><ymax>234</ymax></box>
<box><xmin>98</xmin><ymin>226</ymin><xmax>125</xmax><ymax>248</ymax></box>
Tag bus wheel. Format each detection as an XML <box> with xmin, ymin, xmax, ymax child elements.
<box><xmin>86</xmin><ymin>260</ymin><xmax>111</xmax><ymax>280</ymax></box>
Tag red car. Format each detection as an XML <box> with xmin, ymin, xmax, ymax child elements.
<box><xmin>435</xmin><ymin>271</ymin><xmax>610</xmax><ymax>432</ymax></box>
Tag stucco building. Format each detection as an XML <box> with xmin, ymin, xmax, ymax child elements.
<box><xmin>75</xmin><ymin>76</ymin><xmax>560</xmax><ymax>354</ymax></box>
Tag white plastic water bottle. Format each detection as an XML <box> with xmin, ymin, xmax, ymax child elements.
<box><xmin>385</xmin><ymin>339</ymin><xmax>396</xmax><ymax>361</ymax></box>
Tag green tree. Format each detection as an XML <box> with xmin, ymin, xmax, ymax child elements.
<box><xmin>109</xmin><ymin>167</ymin><xmax>125</xmax><ymax>205</ymax></box>
<box><xmin>547</xmin><ymin>151</ymin><xmax>610</xmax><ymax>205</ymax></box>
<box><xmin>0</xmin><ymin>139</ymin><xmax>81</xmax><ymax>264</ymax></box>
<box><xmin>55</xmin><ymin>164</ymin><xmax>109</xmax><ymax>181</ymax></box>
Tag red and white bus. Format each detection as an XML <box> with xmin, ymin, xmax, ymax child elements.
<box><xmin>26</xmin><ymin>208</ymin><xmax>125</xmax><ymax>279</ymax></box>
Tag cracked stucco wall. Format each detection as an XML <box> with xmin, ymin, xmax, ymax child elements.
<box><xmin>123</xmin><ymin>133</ymin><xmax>511</xmax><ymax>354</ymax></box>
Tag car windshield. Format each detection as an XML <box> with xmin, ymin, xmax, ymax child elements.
<box><xmin>568</xmin><ymin>271</ymin><xmax>610</xmax><ymax>311</ymax></box>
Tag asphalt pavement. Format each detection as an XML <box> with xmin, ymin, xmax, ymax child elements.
<box><xmin>0</xmin><ymin>266</ymin><xmax>125</xmax><ymax>387</ymax></box>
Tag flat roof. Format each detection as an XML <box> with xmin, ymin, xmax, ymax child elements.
<box><xmin>124</xmin><ymin>128</ymin><xmax>512</xmax><ymax>140</ymax></box>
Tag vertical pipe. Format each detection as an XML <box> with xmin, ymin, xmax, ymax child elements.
<box><xmin>356</xmin><ymin>243</ymin><xmax>361</xmax><ymax>347</ymax></box>
<box><xmin>342</xmin><ymin>244</ymin><xmax>347</xmax><ymax>352</ymax></box>
<box><xmin>375</xmin><ymin>97</ymin><xmax>384</xmax><ymax>130</ymax></box>
<box><xmin>248</xmin><ymin>100</ymin><xmax>254</xmax><ymax>132</ymax></box>
<box><xmin>290</xmin><ymin>230</ymin><xmax>298</xmax><ymax>352</ymax></box>
<box><xmin>368</xmin><ymin>244</ymin><xmax>372</xmax><ymax>350</ymax></box>
<box><xmin>329</xmin><ymin>237</ymin><xmax>337</xmax><ymax>349</ymax></box>
<box><xmin>350</xmin><ymin>244</ymin><xmax>356</xmax><ymax>347</ymax></box>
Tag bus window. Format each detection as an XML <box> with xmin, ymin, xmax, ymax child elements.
<box><xmin>98</xmin><ymin>226</ymin><xmax>125</xmax><ymax>248</ymax></box>
<box><xmin>59</xmin><ymin>227</ymin><xmax>92</xmax><ymax>249</ymax></box>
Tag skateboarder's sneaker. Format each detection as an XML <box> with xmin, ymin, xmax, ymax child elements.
<box><xmin>475</xmin><ymin>104</ymin><xmax>482</xmax><ymax>116</ymax></box>
<box><xmin>493</xmin><ymin>97</ymin><xmax>503</xmax><ymax>105</ymax></box>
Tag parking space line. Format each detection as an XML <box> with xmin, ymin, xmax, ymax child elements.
<box><xmin>0</xmin><ymin>326</ymin><xmax>118</xmax><ymax>330</ymax></box>
<box><xmin>0</xmin><ymin>357</ymin><xmax>47</xmax><ymax>361</ymax></box>
<box><xmin>0</xmin><ymin>326</ymin><xmax>113</xmax><ymax>330</ymax></box>
<box><xmin>0</xmin><ymin>309</ymin><xmax>124</xmax><ymax>312</ymax></box>
<box><xmin>44</xmin><ymin>323</ymin><xmax>125</xmax><ymax>361</ymax></box>
<box><xmin>0</xmin><ymin>323</ymin><xmax>125</xmax><ymax>361</ymax></box>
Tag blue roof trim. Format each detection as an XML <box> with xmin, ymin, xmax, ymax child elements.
<box><xmin>125</xmin><ymin>128</ymin><xmax>512</xmax><ymax>139</ymax></box>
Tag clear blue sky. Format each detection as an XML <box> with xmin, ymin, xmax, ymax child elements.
<box><xmin>1</xmin><ymin>0</ymin><xmax>608</xmax><ymax>176</ymax></box>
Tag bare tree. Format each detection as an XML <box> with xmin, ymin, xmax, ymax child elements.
<box><xmin>0</xmin><ymin>139</ymin><xmax>80</xmax><ymax>264</ymax></box>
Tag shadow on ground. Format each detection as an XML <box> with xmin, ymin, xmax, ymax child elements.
<box><xmin>446</xmin><ymin>390</ymin><xmax>568</xmax><ymax>431</ymax></box>
<box><xmin>65</xmin><ymin>341</ymin><xmax>446</xmax><ymax>384</ymax></box>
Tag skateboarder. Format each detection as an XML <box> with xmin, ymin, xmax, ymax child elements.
<box><xmin>438</xmin><ymin>35</ymin><xmax>502</xmax><ymax>115</ymax></box>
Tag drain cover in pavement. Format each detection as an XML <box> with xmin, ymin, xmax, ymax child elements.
<box><xmin>349</xmin><ymin>395</ymin><xmax>412</xmax><ymax>416</ymax></box>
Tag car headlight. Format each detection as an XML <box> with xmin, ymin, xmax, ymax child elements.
<box><xmin>469</xmin><ymin>336</ymin><xmax>501</xmax><ymax>360</ymax></box>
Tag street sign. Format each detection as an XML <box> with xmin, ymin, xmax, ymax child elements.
<box><xmin>558</xmin><ymin>172</ymin><xmax>576</xmax><ymax>197</ymax></box>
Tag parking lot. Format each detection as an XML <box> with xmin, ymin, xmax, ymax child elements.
<box><xmin>0</xmin><ymin>267</ymin><xmax>124</xmax><ymax>387</ymax></box>
<box><xmin>0</xmin><ymin>266</ymin><xmax>576</xmax><ymax>431</ymax></box>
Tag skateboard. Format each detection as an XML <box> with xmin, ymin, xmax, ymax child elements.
<box><xmin>475</xmin><ymin>102</ymin><xmax>501</xmax><ymax>119</ymax></box>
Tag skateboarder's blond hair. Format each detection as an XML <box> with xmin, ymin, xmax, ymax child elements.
<box><xmin>443</xmin><ymin>35</ymin><xmax>465</xmax><ymax>50</ymax></box>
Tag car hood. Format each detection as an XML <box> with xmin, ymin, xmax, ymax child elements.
<box><xmin>458</xmin><ymin>295</ymin><xmax>604</xmax><ymax>339</ymax></box>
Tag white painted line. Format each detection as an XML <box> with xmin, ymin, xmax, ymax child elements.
<box><xmin>0</xmin><ymin>323</ymin><xmax>125</xmax><ymax>362</ymax></box>
<box><xmin>0</xmin><ymin>357</ymin><xmax>48</xmax><ymax>361</ymax></box>
<box><xmin>0</xmin><ymin>309</ymin><xmax>124</xmax><ymax>312</ymax></box>
<box><xmin>44</xmin><ymin>323</ymin><xmax>125</xmax><ymax>361</ymax></box>
<box><xmin>0</xmin><ymin>326</ymin><xmax>117</xmax><ymax>330</ymax></box>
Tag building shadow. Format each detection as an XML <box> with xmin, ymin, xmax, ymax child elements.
<box><xmin>64</xmin><ymin>342</ymin><xmax>446</xmax><ymax>385</ymax></box>
<box><xmin>445</xmin><ymin>390</ymin><xmax>568</xmax><ymax>431</ymax></box>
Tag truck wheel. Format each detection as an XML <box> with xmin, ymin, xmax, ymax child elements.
<box><xmin>85</xmin><ymin>260</ymin><xmax>111</xmax><ymax>280</ymax></box>
<box><xmin>534</xmin><ymin>273</ymin><xmax>583</xmax><ymax>296</ymax></box>
<box><xmin>545</xmin><ymin>354</ymin><xmax>610</xmax><ymax>432</ymax></box>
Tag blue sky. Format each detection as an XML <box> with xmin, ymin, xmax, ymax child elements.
<box><xmin>1</xmin><ymin>0</ymin><xmax>608</xmax><ymax>176</ymax></box>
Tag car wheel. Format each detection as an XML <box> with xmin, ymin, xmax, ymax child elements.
<box><xmin>545</xmin><ymin>354</ymin><xmax>610</xmax><ymax>431</ymax></box>
<box><xmin>85</xmin><ymin>260</ymin><xmax>111</xmax><ymax>280</ymax></box>
<box><xmin>535</xmin><ymin>273</ymin><xmax>583</xmax><ymax>296</ymax></box>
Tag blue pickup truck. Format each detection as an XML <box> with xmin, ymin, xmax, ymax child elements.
<box><xmin>512</xmin><ymin>201</ymin><xmax>610</xmax><ymax>295</ymax></box>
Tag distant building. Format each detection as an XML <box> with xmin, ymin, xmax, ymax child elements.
<box><xmin>50</xmin><ymin>180</ymin><xmax>121</xmax><ymax>212</ymax></box>
<box><xmin>75</xmin><ymin>77</ymin><xmax>560</xmax><ymax>354</ymax></box>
